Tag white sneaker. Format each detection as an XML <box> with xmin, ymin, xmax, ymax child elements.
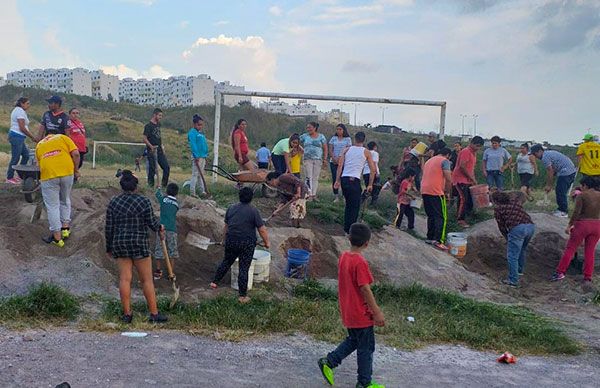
<box><xmin>559</xmin><ymin>212</ymin><xmax>569</xmax><ymax>218</ymax></box>
<box><xmin>552</xmin><ymin>210</ymin><xmax>568</xmax><ymax>218</ymax></box>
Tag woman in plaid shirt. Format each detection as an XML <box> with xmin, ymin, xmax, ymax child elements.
<box><xmin>105</xmin><ymin>170</ymin><xmax>167</xmax><ymax>323</ymax></box>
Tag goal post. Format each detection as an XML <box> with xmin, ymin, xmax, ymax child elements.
<box><xmin>92</xmin><ymin>140</ymin><xmax>147</xmax><ymax>169</ymax></box>
<box><xmin>212</xmin><ymin>90</ymin><xmax>446</xmax><ymax>182</ymax></box>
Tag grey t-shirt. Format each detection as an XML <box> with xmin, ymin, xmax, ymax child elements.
<box><xmin>483</xmin><ymin>147</ymin><xmax>511</xmax><ymax>171</ymax></box>
<box><xmin>225</xmin><ymin>202</ymin><xmax>264</xmax><ymax>244</ymax></box>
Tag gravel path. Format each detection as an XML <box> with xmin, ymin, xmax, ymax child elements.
<box><xmin>1</xmin><ymin>329</ymin><xmax>598</xmax><ymax>387</ymax></box>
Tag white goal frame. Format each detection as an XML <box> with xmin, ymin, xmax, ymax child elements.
<box><xmin>91</xmin><ymin>141</ymin><xmax>146</xmax><ymax>169</ymax></box>
<box><xmin>212</xmin><ymin>90</ymin><xmax>446</xmax><ymax>182</ymax></box>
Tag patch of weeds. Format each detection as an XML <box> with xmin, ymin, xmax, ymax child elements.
<box><xmin>0</xmin><ymin>283</ymin><xmax>80</xmax><ymax>322</ymax></box>
<box><xmin>293</xmin><ymin>279</ymin><xmax>337</xmax><ymax>301</ymax></box>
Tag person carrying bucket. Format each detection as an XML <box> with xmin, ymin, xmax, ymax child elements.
<box><xmin>452</xmin><ymin>136</ymin><xmax>485</xmax><ymax>228</ymax></box>
<box><xmin>491</xmin><ymin>191</ymin><xmax>535</xmax><ymax>288</ymax></box>
<box><xmin>420</xmin><ymin>147</ymin><xmax>453</xmax><ymax>251</ymax></box>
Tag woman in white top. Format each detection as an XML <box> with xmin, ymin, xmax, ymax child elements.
<box><xmin>515</xmin><ymin>143</ymin><xmax>538</xmax><ymax>200</ymax></box>
<box><xmin>6</xmin><ymin>97</ymin><xmax>36</xmax><ymax>184</ymax></box>
<box><xmin>362</xmin><ymin>141</ymin><xmax>381</xmax><ymax>205</ymax></box>
<box><xmin>334</xmin><ymin>131</ymin><xmax>376</xmax><ymax>234</ymax></box>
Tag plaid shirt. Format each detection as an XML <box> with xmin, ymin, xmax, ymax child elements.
<box><xmin>493</xmin><ymin>199</ymin><xmax>533</xmax><ymax>238</ymax></box>
<box><xmin>105</xmin><ymin>192</ymin><xmax>160</xmax><ymax>258</ymax></box>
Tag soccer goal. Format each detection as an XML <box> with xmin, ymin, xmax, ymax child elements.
<box><xmin>212</xmin><ymin>90</ymin><xmax>447</xmax><ymax>182</ymax></box>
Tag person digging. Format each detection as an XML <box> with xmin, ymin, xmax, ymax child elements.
<box><xmin>265</xmin><ymin>171</ymin><xmax>309</xmax><ymax>228</ymax></box>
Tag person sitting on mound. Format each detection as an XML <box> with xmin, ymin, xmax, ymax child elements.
<box><xmin>491</xmin><ymin>190</ymin><xmax>535</xmax><ymax>288</ymax></box>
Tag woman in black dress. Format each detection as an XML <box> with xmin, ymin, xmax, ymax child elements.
<box><xmin>105</xmin><ymin>170</ymin><xmax>167</xmax><ymax>323</ymax></box>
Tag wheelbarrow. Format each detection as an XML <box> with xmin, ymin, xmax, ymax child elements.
<box><xmin>12</xmin><ymin>164</ymin><xmax>41</xmax><ymax>203</ymax></box>
<box><xmin>205</xmin><ymin>165</ymin><xmax>278</xmax><ymax>198</ymax></box>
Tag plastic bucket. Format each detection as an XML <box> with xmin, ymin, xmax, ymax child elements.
<box><xmin>470</xmin><ymin>184</ymin><xmax>490</xmax><ymax>210</ymax></box>
<box><xmin>447</xmin><ymin>232</ymin><xmax>468</xmax><ymax>258</ymax></box>
<box><xmin>253</xmin><ymin>249</ymin><xmax>271</xmax><ymax>283</ymax></box>
<box><xmin>409</xmin><ymin>142</ymin><xmax>428</xmax><ymax>157</ymax></box>
<box><xmin>231</xmin><ymin>258</ymin><xmax>256</xmax><ymax>291</ymax></box>
<box><xmin>410</xmin><ymin>197</ymin><xmax>423</xmax><ymax>209</ymax></box>
<box><xmin>286</xmin><ymin>249</ymin><xmax>311</xmax><ymax>279</ymax></box>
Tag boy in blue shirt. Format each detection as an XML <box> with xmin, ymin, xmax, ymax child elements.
<box><xmin>187</xmin><ymin>114</ymin><xmax>209</xmax><ymax>197</ymax></box>
<box><xmin>154</xmin><ymin>183</ymin><xmax>180</xmax><ymax>279</ymax></box>
<box><xmin>256</xmin><ymin>142</ymin><xmax>271</xmax><ymax>169</ymax></box>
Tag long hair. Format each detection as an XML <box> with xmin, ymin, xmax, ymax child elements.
<box><xmin>234</xmin><ymin>118</ymin><xmax>247</xmax><ymax>130</ymax></box>
<box><xmin>335</xmin><ymin>123</ymin><xmax>350</xmax><ymax>138</ymax></box>
<box><xmin>288</xmin><ymin>133</ymin><xmax>300</xmax><ymax>148</ymax></box>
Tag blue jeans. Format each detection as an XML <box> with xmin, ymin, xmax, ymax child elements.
<box><xmin>327</xmin><ymin>326</ymin><xmax>375</xmax><ymax>386</ymax></box>
<box><xmin>272</xmin><ymin>154</ymin><xmax>286</xmax><ymax>174</ymax></box>
<box><xmin>6</xmin><ymin>132</ymin><xmax>29</xmax><ymax>179</ymax></box>
<box><xmin>506</xmin><ymin>223</ymin><xmax>535</xmax><ymax>284</ymax></box>
<box><xmin>486</xmin><ymin>170</ymin><xmax>504</xmax><ymax>190</ymax></box>
<box><xmin>556</xmin><ymin>173</ymin><xmax>576</xmax><ymax>213</ymax></box>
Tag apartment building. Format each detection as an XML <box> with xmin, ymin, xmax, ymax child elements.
<box><xmin>215</xmin><ymin>81</ymin><xmax>250</xmax><ymax>107</ymax></box>
<box><xmin>0</xmin><ymin>76</ymin><xmax>5</xmax><ymax>87</ymax></box>
<box><xmin>259</xmin><ymin>98</ymin><xmax>319</xmax><ymax>117</ymax></box>
<box><xmin>91</xmin><ymin>70</ymin><xmax>120</xmax><ymax>102</ymax></box>
<box><xmin>7</xmin><ymin>68</ymin><xmax>92</xmax><ymax>96</ymax></box>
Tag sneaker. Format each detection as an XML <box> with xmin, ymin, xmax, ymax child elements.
<box><xmin>121</xmin><ymin>314</ymin><xmax>133</xmax><ymax>324</ymax></box>
<box><xmin>356</xmin><ymin>382</ymin><xmax>385</xmax><ymax>388</ymax></box>
<box><xmin>61</xmin><ymin>228</ymin><xmax>71</xmax><ymax>240</ymax></box>
<box><xmin>42</xmin><ymin>235</ymin><xmax>65</xmax><ymax>248</ymax></box>
<box><xmin>550</xmin><ymin>272</ymin><xmax>565</xmax><ymax>282</ymax></box>
<box><xmin>153</xmin><ymin>269</ymin><xmax>163</xmax><ymax>280</ymax></box>
<box><xmin>318</xmin><ymin>358</ymin><xmax>335</xmax><ymax>386</ymax></box>
<box><xmin>552</xmin><ymin>210</ymin><xmax>568</xmax><ymax>218</ymax></box>
<box><xmin>433</xmin><ymin>241</ymin><xmax>449</xmax><ymax>251</ymax></box>
<box><xmin>5</xmin><ymin>178</ymin><xmax>20</xmax><ymax>185</ymax></box>
<box><xmin>501</xmin><ymin>278</ymin><xmax>519</xmax><ymax>288</ymax></box>
<box><xmin>424</xmin><ymin>240</ymin><xmax>435</xmax><ymax>245</ymax></box>
<box><xmin>148</xmin><ymin>313</ymin><xmax>168</xmax><ymax>323</ymax></box>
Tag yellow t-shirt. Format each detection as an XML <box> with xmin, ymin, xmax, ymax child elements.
<box><xmin>35</xmin><ymin>134</ymin><xmax>78</xmax><ymax>181</ymax></box>
<box><xmin>576</xmin><ymin>141</ymin><xmax>600</xmax><ymax>176</ymax></box>
<box><xmin>290</xmin><ymin>153</ymin><xmax>301</xmax><ymax>174</ymax></box>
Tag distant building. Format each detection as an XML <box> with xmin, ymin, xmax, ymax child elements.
<box><xmin>320</xmin><ymin>109</ymin><xmax>350</xmax><ymax>125</ymax></box>
<box><xmin>91</xmin><ymin>70</ymin><xmax>119</xmax><ymax>102</ymax></box>
<box><xmin>259</xmin><ymin>98</ymin><xmax>319</xmax><ymax>117</ymax></box>
<box><xmin>0</xmin><ymin>76</ymin><xmax>5</xmax><ymax>87</ymax></box>
<box><xmin>373</xmin><ymin>125</ymin><xmax>403</xmax><ymax>134</ymax></box>
<box><xmin>215</xmin><ymin>81</ymin><xmax>250</xmax><ymax>107</ymax></box>
<box><xmin>7</xmin><ymin>68</ymin><xmax>92</xmax><ymax>96</ymax></box>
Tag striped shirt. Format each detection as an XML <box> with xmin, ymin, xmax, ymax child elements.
<box><xmin>541</xmin><ymin>150</ymin><xmax>576</xmax><ymax>177</ymax></box>
<box><xmin>329</xmin><ymin>136</ymin><xmax>352</xmax><ymax>159</ymax></box>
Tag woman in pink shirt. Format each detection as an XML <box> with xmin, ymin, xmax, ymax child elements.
<box><xmin>66</xmin><ymin>108</ymin><xmax>87</xmax><ymax>168</ymax></box>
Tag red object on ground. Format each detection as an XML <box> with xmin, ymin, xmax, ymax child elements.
<box><xmin>497</xmin><ymin>352</ymin><xmax>517</xmax><ymax>364</ymax></box>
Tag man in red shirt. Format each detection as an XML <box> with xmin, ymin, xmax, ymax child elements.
<box><xmin>318</xmin><ymin>223</ymin><xmax>385</xmax><ymax>388</ymax></box>
<box><xmin>420</xmin><ymin>147</ymin><xmax>453</xmax><ymax>250</ymax></box>
<box><xmin>451</xmin><ymin>136</ymin><xmax>484</xmax><ymax>228</ymax></box>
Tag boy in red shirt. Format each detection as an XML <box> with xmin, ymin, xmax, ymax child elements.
<box><xmin>318</xmin><ymin>223</ymin><xmax>385</xmax><ymax>388</ymax></box>
<box><xmin>451</xmin><ymin>136</ymin><xmax>484</xmax><ymax>228</ymax></box>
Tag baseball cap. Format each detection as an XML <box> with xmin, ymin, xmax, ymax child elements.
<box><xmin>583</xmin><ymin>133</ymin><xmax>594</xmax><ymax>141</ymax></box>
<box><xmin>530</xmin><ymin>144</ymin><xmax>544</xmax><ymax>154</ymax></box>
<box><xmin>46</xmin><ymin>95</ymin><xmax>63</xmax><ymax>105</ymax></box>
<box><xmin>428</xmin><ymin>131</ymin><xmax>437</xmax><ymax>137</ymax></box>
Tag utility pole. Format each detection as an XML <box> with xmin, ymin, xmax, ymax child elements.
<box><xmin>460</xmin><ymin>114</ymin><xmax>467</xmax><ymax>135</ymax></box>
<box><xmin>381</xmin><ymin>106</ymin><xmax>388</xmax><ymax>125</ymax></box>
<box><xmin>472</xmin><ymin>114</ymin><xmax>478</xmax><ymax>136</ymax></box>
<box><xmin>354</xmin><ymin>103</ymin><xmax>357</xmax><ymax>126</ymax></box>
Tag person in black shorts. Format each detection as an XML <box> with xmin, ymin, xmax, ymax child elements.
<box><xmin>143</xmin><ymin>108</ymin><xmax>170</xmax><ymax>187</ymax></box>
<box><xmin>37</xmin><ymin>95</ymin><xmax>69</xmax><ymax>140</ymax></box>
<box><xmin>105</xmin><ymin>170</ymin><xmax>167</xmax><ymax>324</ymax></box>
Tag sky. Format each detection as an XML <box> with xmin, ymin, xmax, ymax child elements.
<box><xmin>1</xmin><ymin>0</ymin><xmax>599</xmax><ymax>145</ymax></box>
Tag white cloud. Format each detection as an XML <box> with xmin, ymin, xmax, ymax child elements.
<box><xmin>100</xmin><ymin>64</ymin><xmax>172</xmax><ymax>79</ymax></box>
<box><xmin>269</xmin><ymin>5</ymin><xmax>283</xmax><ymax>16</ymax></box>
<box><xmin>41</xmin><ymin>27</ymin><xmax>84</xmax><ymax>68</ymax></box>
<box><xmin>214</xmin><ymin>20</ymin><xmax>230</xmax><ymax>26</ymax></box>
<box><xmin>182</xmin><ymin>34</ymin><xmax>280</xmax><ymax>90</ymax></box>
<box><xmin>0</xmin><ymin>0</ymin><xmax>34</xmax><ymax>75</ymax></box>
<box><xmin>179</xmin><ymin>20</ymin><xmax>190</xmax><ymax>29</ymax></box>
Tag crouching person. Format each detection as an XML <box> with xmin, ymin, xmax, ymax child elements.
<box><xmin>266</xmin><ymin>171</ymin><xmax>309</xmax><ymax>228</ymax></box>
<box><xmin>210</xmin><ymin>187</ymin><xmax>270</xmax><ymax>303</ymax></box>
<box><xmin>491</xmin><ymin>191</ymin><xmax>535</xmax><ymax>287</ymax></box>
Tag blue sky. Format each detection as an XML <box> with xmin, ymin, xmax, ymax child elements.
<box><xmin>2</xmin><ymin>0</ymin><xmax>599</xmax><ymax>145</ymax></box>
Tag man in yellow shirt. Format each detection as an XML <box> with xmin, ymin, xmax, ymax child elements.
<box><xmin>35</xmin><ymin>129</ymin><xmax>80</xmax><ymax>247</ymax></box>
<box><xmin>577</xmin><ymin>133</ymin><xmax>600</xmax><ymax>178</ymax></box>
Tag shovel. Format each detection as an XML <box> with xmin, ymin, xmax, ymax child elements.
<box><xmin>264</xmin><ymin>198</ymin><xmax>295</xmax><ymax>224</ymax></box>
<box><xmin>185</xmin><ymin>231</ymin><xmax>222</xmax><ymax>250</ymax></box>
<box><xmin>194</xmin><ymin>158</ymin><xmax>211</xmax><ymax>197</ymax></box>
<box><xmin>160</xmin><ymin>237</ymin><xmax>180</xmax><ymax>307</ymax></box>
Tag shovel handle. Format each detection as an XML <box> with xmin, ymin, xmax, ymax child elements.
<box><xmin>160</xmin><ymin>238</ymin><xmax>176</xmax><ymax>281</ymax></box>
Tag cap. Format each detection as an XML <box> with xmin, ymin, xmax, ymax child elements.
<box><xmin>46</xmin><ymin>95</ymin><xmax>62</xmax><ymax>105</ymax></box>
<box><xmin>428</xmin><ymin>131</ymin><xmax>437</xmax><ymax>137</ymax></box>
<box><xmin>583</xmin><ymin>133</ymin><xmax>594</xmax><ymax>141</ymax></box>
<box><xmin>530</xmin><ymin>144</ymin><xmax>544</xmax><ymax>154</ymax></box>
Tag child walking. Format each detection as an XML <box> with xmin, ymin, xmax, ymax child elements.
<box><xmin>154</xmin><ymin>183</ymin><xmax>180</xmax><ymax>280</ymax></box>
<box><xmin>491</xmin><ymin>191</ymin><xmax>535</xmax><ymax>287</ymax></box>
<box><xmin>394</xmin><ymin>168</ymin><xmax>417</xmax><ymax>230</ymax></box>
<box><xmin>318</xmin><ymin>223</ymin><xmax>385</xmax><ymax>388</ymax></box>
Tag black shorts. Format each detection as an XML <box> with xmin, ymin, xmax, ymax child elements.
<box><xmin>519</xmin><ymin>173</ymin><xmax>533</xmax><ymax>188</ymax></box>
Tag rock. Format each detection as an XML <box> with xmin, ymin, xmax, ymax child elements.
<box><xmin>22</xmin><ymin>335</ymin><xmax>34</xmax><ymax>342</ymax></box>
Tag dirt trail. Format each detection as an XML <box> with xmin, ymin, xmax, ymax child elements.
<box><xmin>0</xmin><ymin>329</ymin><xmax>598</xmax><ymax>388</ymax></box>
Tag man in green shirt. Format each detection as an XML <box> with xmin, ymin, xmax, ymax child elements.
<box><xmin>154</xmin><ymin>183</ymin><xmax>180</xmax><ymax>279</ymax></box>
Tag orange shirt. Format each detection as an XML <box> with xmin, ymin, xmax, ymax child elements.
<box><xmin>421</xmin><ymin>155</ymin><xmax>451</xmax><ymax>196</ymax></box>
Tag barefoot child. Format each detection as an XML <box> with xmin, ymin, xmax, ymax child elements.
<box><xmin>318</xmin><ymin>223</ymin><xmax>385</xmax><ymax>388</ymax></box>
<box><xmin>394</xmin><ymin>168</ymin><xmax>418</xmax><ymax>230</ymax></box>
<box><xmin>154</xmin><ymin>183</ymin><xmax>180</xmax><ymax>279</ymax></box>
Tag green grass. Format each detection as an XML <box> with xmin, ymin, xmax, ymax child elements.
<box><xmin>0</xmin><ymin>283</ymin><xmax>80</xmax><ymax>323</ymax></box>
<box><xmin>593</xmin><ymin>292</ymin><xmax>600</xmax><ymax>305</ymax></box>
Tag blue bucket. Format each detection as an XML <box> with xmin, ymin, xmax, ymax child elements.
<box><xmin>286</xmin><ymin>249</ymin><xmax>311</xmax><ymax>279</ymax></box>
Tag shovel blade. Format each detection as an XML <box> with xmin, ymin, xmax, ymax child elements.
<box><xmin>185</xmin><ymin>231</ymin><xmax>212</xmax><ymax>250</ymax></box>
<box><xmin>170</xmin><ymin>282</ymin><xmax>180</xmax><ymax>308</ymax></box>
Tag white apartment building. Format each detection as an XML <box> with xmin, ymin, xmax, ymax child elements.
<box><xmin>0</xmin><ymin>76</ymin><xmax>5</xmax><ymax>87</ymax></box>
<box><xmin>259</xmin><ymin>98</ymin><xmax>319</xmax><ymax>117</ymax></box>
<box><xmin>119</xmin><ymin>75</ymin><xmax>217</xmax><ymax>107</ymax></box>
<box><xmin>215</xmin><ymin>81</ymin><xmax>250</xmax><ymax>107</ymax></box>
<box><xmin>7</xmin><ymin>68</ymin><xmax>92</xmax><ymax>96</ymax></box>
<box><xmin>91</xmin><ymin>70</ymin><xmax>119</xmax><ymax>102</ymax></box>
<box><xmin>320</xmin><ymin>109</ymin><xmax>350</xmax><ymax>125</ymax></box>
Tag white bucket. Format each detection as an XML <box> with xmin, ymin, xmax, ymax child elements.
<box><xmin>410</xmin><ymin>197</ymin><xmax>423</xmax><ymax>209</ymax></box>
<box><xmin>231</xmin><ymin>258</ymin><xmax>256</xmax><ymax>291</ymax></box>
<box><xmin>253</xmin><ymin>249</ymin><xmax>271</xmax><ymax>283</ymax></box>
<box><xmin>447</xmin><ymin>232</ymin><xmax>467</xmax><ymax>258</ymax></box>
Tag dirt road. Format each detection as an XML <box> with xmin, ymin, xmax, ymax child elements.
<box><xmin>1</xmin><ymin>329</ymin><xmax>598</xmax><ymax>387</ymax></box>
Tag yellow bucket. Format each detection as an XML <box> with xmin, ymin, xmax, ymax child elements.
<box><xmin>410</xmin><ymin>142</ymin><xmax>428</xmax><ymax>157</ymax></box>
